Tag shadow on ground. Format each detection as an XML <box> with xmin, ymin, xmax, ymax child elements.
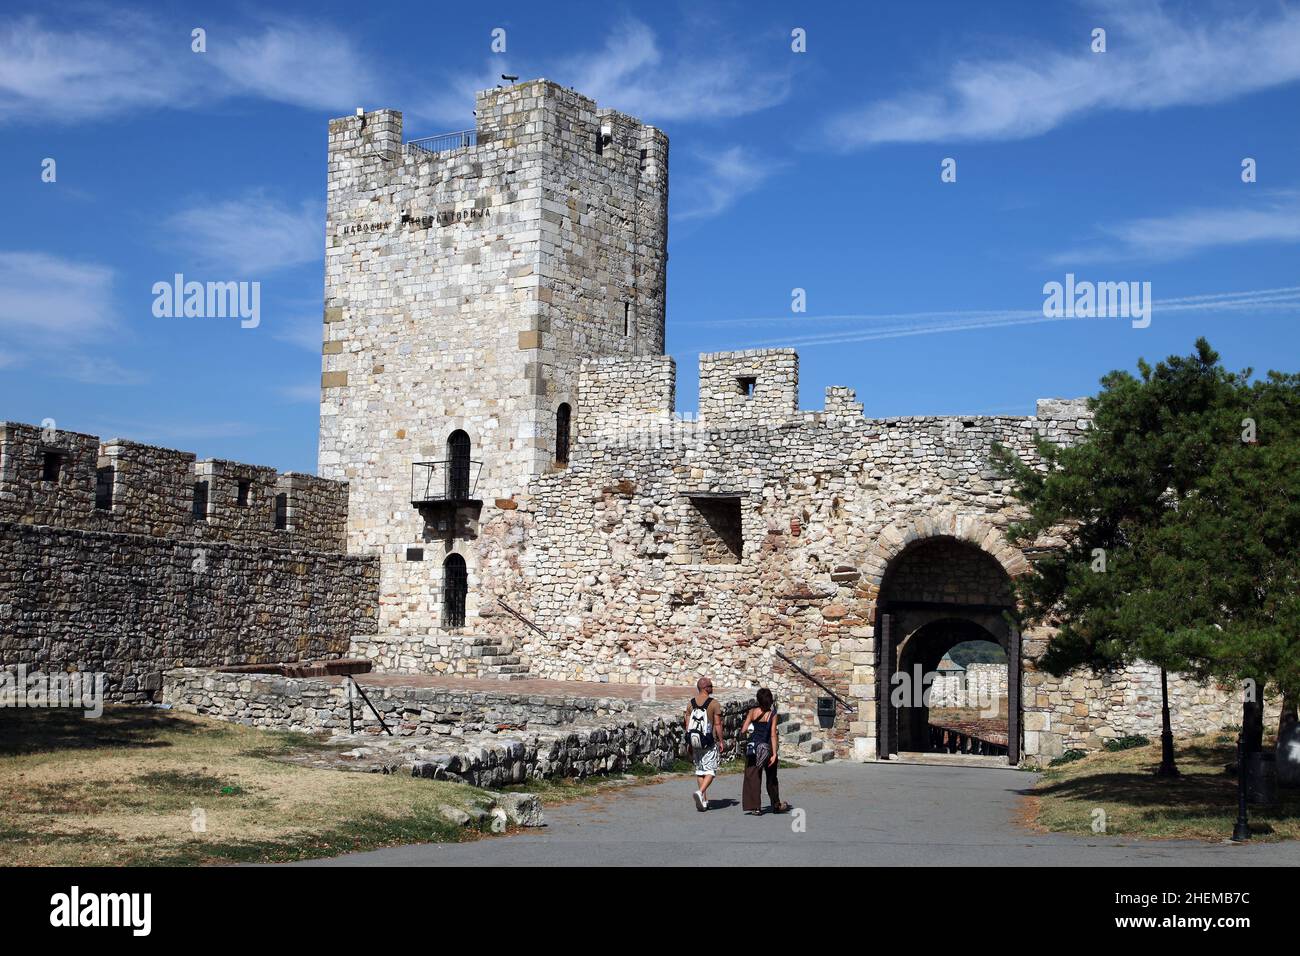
<box><xmin>0</xmin><ymin>707</ymin><xmax>197</xmax><ymax>756</ymax></box>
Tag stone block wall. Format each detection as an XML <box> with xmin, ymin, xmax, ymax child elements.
<box><xmin>0</xmin><ymin>423</ymin><xmax>98</xmax><ymax>528</ymax></box>
<box><xmin>698</xmin><ymin>349</ymin><xmax>799</xmax><ymax>425</ymax></box>
<box><xmin>0</xmin><ymin>422</ymin><xmax>351</xmax><ymax>549</ymax></box>
<box><xmin>319</xmin><ymin>80</ymin><xmax>670</xmax><ymax>634</ymax></box>
<box><xmin>164</xmin><ymin>667</ymin><xmax>754</xmax><ymax>786</ymax></box>
<box><xmin>97</xmin><ymin>439</ymin><xmax>194</xmax><ymax>537</ymax></box>
<box><xmin>0</xmin><ymin>422</ymin><xmax>376</xmax><ymax>701</ymax></box>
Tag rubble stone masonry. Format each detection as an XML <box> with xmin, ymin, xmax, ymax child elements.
<box><xmin>0</xmin><ymin>422</ymin><xmax>377</xmax><ymax>700</ymax></box>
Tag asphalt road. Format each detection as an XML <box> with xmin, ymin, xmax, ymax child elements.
<box><xmin>300</xmin><ymin>761</ymin><xmax>1300</xmax><ymax>867</ymax></box>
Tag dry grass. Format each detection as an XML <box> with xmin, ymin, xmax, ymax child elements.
<box><xmin>1030</xmin><ymin>733</ymin><xmax>1300</xmax><ymax>842</ymax></box>
<box><xmin>0</xmin><ymin>706</ymin><xmax>497</xmax><ymax>866</ymax></box>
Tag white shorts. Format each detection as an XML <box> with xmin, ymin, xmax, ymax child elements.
<box><xmin>693</xmin><ymin>745</ymin><xmax>720</xmax><ymax>777</ymax></box>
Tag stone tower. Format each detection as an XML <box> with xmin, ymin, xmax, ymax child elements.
<box><xmin>319</xmin><ymin>80</ymin><xmax>668</xmax><ymax>633</ymax></box>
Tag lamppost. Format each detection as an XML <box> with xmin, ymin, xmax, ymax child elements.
<box><xmin>1156</xmin><ymin>667</ymin><xmax>1180</xmax><ymax>777</ymax></box>
<box><xmin>1231</xmin><ymin>734</ymin><xmax>1250</xmax><ymax>842</ymax></box>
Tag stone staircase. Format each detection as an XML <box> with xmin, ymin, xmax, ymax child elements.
<box><xmin>461</xmin><ymin>634</ymin><xmax>531</xmax><ymax>680</ymax></box>
<box><xmin>777</xmin><ymin>710</ymin><xmax>834</xmax><ymax>763</ymax></box>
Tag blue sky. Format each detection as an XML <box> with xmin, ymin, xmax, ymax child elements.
<box><xmin>2</xmin><ymin>0</ymin><xmax>1298</xmax><ymax>473</ymax></box>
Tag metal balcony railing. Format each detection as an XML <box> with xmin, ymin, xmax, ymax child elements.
<box><xmin>406</xmin><ymin>130</ymin><xmax>477</xmax><ymax>155</ymax></box>
<box><xmin>411</xmin><ymin>459</ymin><xmax>482</xmax><ymax>504</ymax></box>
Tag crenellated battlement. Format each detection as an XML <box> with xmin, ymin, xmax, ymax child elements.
<box><xmin>575</xmin><ymin>350</ymin><xmax>1090</xmax><ymax>445</ymax></box>
<box><xmin>0</xmin><ymin>422</ymin><xmax>349</xmax><ymax>552</ymax></box>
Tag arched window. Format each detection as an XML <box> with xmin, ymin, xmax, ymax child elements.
<box><xmin>446</xmin><ymin>430</ymin><xmax>471</xmax><ymax>500</ymax></box>
<box><xmin>555</xmin><ymin>403</ymin><xmax>571</xmax><ymax>465</ymax></box>
<box><xmin>442</xmin><ymin>553</ymin><xmax>467</xmax><ymax>628</ymax></box>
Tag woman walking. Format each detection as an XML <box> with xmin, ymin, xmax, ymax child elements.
<box><xmin>740</xmin><ymin>688</ymin><xmax>792</xmax><ymax>815</ymax></box>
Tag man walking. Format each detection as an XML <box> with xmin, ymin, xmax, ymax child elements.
<box><xmin>685</xmin><ymin>676</ymin><xmax>724</xmax><ymax>811</ymax></box>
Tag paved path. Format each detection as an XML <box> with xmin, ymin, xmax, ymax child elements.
<box><xmin>301</xmin><ymin>761</ymin><xmax>1300</xmax><ymax>867</ymax></box>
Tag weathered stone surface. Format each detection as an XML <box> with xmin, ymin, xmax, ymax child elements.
<box><xmin>494</xmin><ymin>792</ymin><xmax>544</xmax><ymax>826</ymax></box>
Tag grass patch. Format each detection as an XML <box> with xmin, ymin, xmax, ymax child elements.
<box><xmin>1030</xmin><ymin>734</ymin><xmax>1300</xmax><ymax>842</ymax></box>
<box><xmin>0</xmin><ymin>706</ymin><xmax>500</xmax><ymax>866</ymax></box>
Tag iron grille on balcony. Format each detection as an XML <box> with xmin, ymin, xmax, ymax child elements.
<box><xmin>406</xmin><ymin>130</ymin><xmax>477</xmax><ymax>155</ymax></box>
<box><xmin>411</xmin><ymin>459</ymin><xmax>483</xmax><ymax>505</ymax></box>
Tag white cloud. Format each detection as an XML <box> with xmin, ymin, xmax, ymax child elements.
<box><xmin>412</xmin><ymin>19</ymin><xmax>789</xmax><ymax>128</ymax></box>
<box><xmin>0</xmin><ymin>251</ymin><xmax>116</xmax><ymax>342</ymax></box>
<box><xmin>0</xmin><ymin>251</ymin><xmax>147</xmax><ymax>384</ymax></box>
<box><xmin>0</xmin><ymin>13</ymin><xmax>382</xmax><ymax>123</ymax></box>
<box><xmin>676</xmin><ymin>146</ymin><xmax>781</xmax><ymax>222</ymax></box>
<box><xmin>0</xmin><ymin>13</ymin><xmax>195</xmax><ymax>121</ymax></box>
<box><xmin>1052</xmin><ymin>191</ymin><xmax>1300</xmax><ymax>264</ymax></box>
<box><xmin>560</xmin><ymin>18</ymin><xmax>789</xmax><ymax>123</ymax></box>
<box><xmin>164</xmin><ymin>192</ymin><xmax>322</xmax><ymax>275</ymax></box>
<box><xmin>208</xmin><ymin>20</ymin><xmax>379</xmax><ymax>111</ymax></box>
<box><xmin>824</xmin><ymin>2</ymin><xmax>1300</xmax><ymax>148</ymax></box>
<box><xmin>2</xmin><ymin>13</ymin><xmax>788</xmax><ymax>128</ymax></box>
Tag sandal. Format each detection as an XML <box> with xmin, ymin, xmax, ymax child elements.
<box><xmin>745</xmin><ymin>809</ymin><xmax>761</xmax><ymax>816</ymax></box>
<box><xmin>772</xmin><ymin>802</ymin><xmax>792</xmax><ymax>813</ymax></box>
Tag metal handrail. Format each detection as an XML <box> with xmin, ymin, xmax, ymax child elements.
<box><xmin>497</xmin><ymin>598</ymin><xmax>546</xmax><ymax>639</ymax></box>
<box><xmin>774</xmin><ymin>648</ymin><xmax>857</xmax><ymax>713</ymax></box>
<box><xmin>407</xmin><ymin>130</ymin><xmax>477</xmax><ymax>154</ymax></box>
<box><xmin>347</xmin><ymin>676</ymin><xmax>392</xmax><ymax>735</ymax></box>
<box><xmin>411</xmin><ymin>459</ymin><xmax>483</xmax><ymax>502</ymax></box>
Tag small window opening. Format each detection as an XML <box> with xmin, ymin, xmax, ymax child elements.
<box><xmin>236</xmin><ymin>479</ymin><xmax>251</xmax><ymax>507</ymax></box>
<box><xmin>556</xmin><ymin>403</ymin><xmax>572</xmax><ymax>466</ymax></box>
<box><xmin>193</xmin><ymin>480</ymin><xmax>209</xmax><ymax>521</ymax></box>
<box><xmin>689</xmin><ymin>495</ymin><xmax>744</xmax><ymax>564</ymax></box>
<box><xmin>274</xmin><ymin>492</ymin><xmax>288</xmax><ymax>530</ymax></box>
<box><xmin>623</xmin><ymin>302</ymin><xmax>631</xmax><ymax>336</ymax></box>
<box><xmin>738</xmin><ymin>376</ymin><xmax>757</xmax><ymax>398</ymax></box>
<box><xmin>40</xmin><ymin>451</ymin><xmax>64</xmax><ymax>482</ymax></box>
<box><xmin>406</xmin><ymin>547</ymin><xmax>425</xmax><ymax>562</ymax></box>
<box><xmin>443</xmin><ymin>553</ymin><xmax>468</xmax><ymax>628</ymax></box>
<box><xmin>95</xmin><ymin>465</ymin><xmax>114</xmax><ymax>510</ymax></box>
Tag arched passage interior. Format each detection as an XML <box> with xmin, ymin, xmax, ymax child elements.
<box><xmin>875</xmin><ymin>535</ymin><xmax>1020</xmax><ymax>763</ymax></box>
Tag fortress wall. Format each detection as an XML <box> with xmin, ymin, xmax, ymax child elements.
<box><xmin>698</xmin><ymin>350</ymin><xmax>799</xmax><ymax>425</ymax></box>
<box><xmin>0</xmin><ymin>422</ymin><xmax>351</xmax><ymax>549</ymax></box>
<box><xmin>0</xmin><ymin>522</ymin><xmax>378</xmax><ymax>701</ymax></box>
<box><xmin>0</xmin><ymin>422</ymin><xmax>376</xmax><ymax>701</ymax></box>
<box><xmin>445</xmin><ymin>379</ymin><xmax>1241</xmax><ymax>761</ymax></box>
<box><xmin>577</xmin><ymin>355</ymin><xmax>676</xmax><ymax>443</ymax></box>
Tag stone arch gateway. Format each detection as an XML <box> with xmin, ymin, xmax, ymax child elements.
<box><xmin>872</xmin><ymin>532</ymin><xmax>1022</xmax><ymax>764</ymax></box>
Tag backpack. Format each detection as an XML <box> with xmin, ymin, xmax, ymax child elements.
<box><xmin>687</xmin><ymin>697</ymin><xmax>715</xmax><ymax>751</ymax></box>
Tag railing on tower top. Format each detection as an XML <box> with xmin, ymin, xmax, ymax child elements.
<box><xmin>411</xmin><ymin>459</ymin><xmax>483</xmax><ymax>504</ymax></box>
<box><xmin>406</xmin><ymin>130</ymin><xmax>477</xmax><ymax>155</ymax></box>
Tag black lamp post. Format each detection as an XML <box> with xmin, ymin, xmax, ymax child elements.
<box><xmin>1231</xmin><ymin>735</ymin><xmax>1250</xmax><ymax>842</ymax></box>
<box><xmin>1155</xmin><ymin>667</ymin><xmax>1180</xmax><ymax>777</ymax></box>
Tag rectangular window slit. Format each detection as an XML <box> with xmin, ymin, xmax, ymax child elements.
<box><xmin>95</xmin><ymin>465</ymin><xmax>114</xmax><ymax>510</ymax></box>
<box><xmin>41</xmin><ymin>451</ymin><xmax>64</xmax><ymax>482</ymax></box>
<box><xmin>193</xmin><ymin>481</ymin><xmax>209</xmax><ymax>521</ymax></box>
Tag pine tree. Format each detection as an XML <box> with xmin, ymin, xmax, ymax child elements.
<box><xmin>992</xmin><ymin>339</ymin><xmax>1299</xmax><ymax>772</ymax></box>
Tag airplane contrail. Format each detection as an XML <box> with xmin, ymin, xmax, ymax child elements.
<box><xmin>686</xmin><ymin>286</ymin><xmax>1300</xmax><ymax>348</ymax></box>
